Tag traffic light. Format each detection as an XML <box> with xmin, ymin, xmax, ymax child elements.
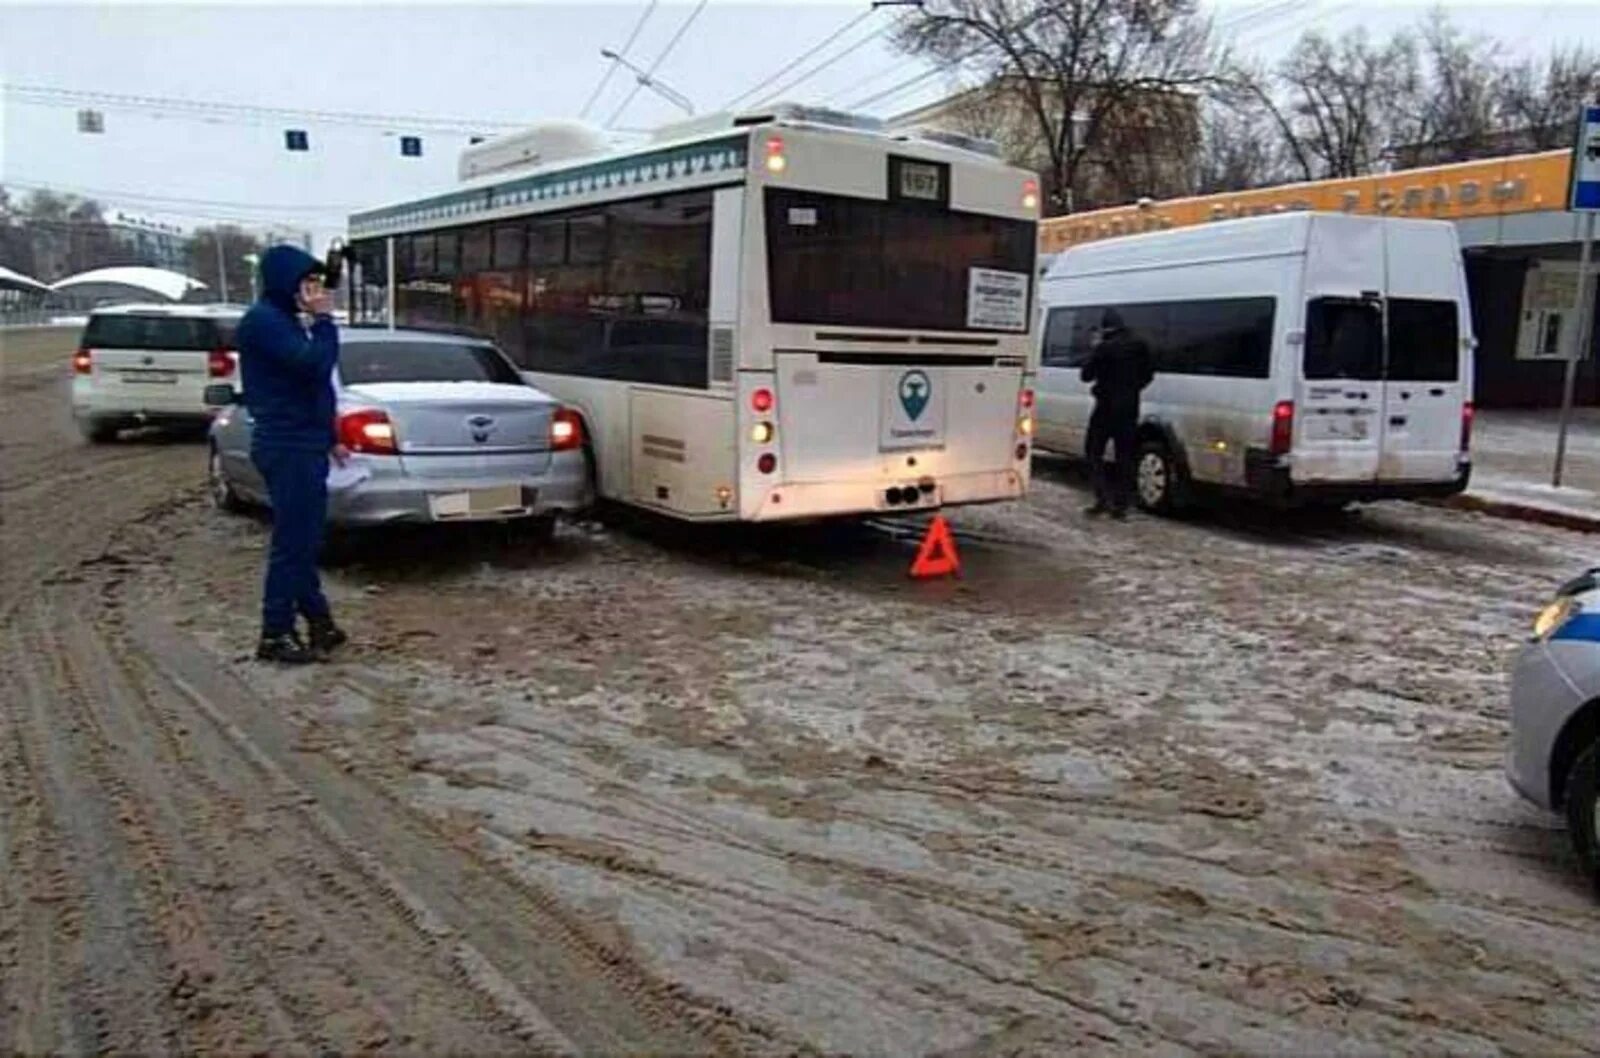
<box><xmin>77</xmin><ymin>109</ymin><xmax>104</xmax><ymax>134</ymax></box>
<box><xmin>401</xmin><ymin>136</ymin><xmax>422</xmax><ymax>157</ymax></box>
<box><xmin>285</xmin><ymin>129</ymin><xmax>309</xmax><ymax>151</ymax></box>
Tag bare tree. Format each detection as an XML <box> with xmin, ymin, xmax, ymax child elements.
<box><xmin>187</xmin><ymin>226</ymin><xmax>266</xmax><ymax>304</ymax></box>
<box><xmin>1394</xmin><ymin>10</ymin><xmax>1505</xmax><ymax>166</ymax></box>
<box><xmin>894</xmin><ymin>0</ymin><xmax>1223</xmax><ymax>213</ymax></box>
<box><xmin>1194</xmin><ymin>95</ymin><xmax>1293</xmax><ymax>193</ymax></box>
<box><xmin>1246</xmin><ymin>27</ymin><xmax>1424</xmax><ymax>181</ymax></box>
<box><xmin>1500</xmin><ymin>45</ymin><xmax>1600</xmax><ymax>150</ymax></box>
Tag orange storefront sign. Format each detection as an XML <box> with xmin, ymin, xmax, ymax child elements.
<box><xmin>1040</xmin><ymin>150</ymin><xmax>1574</xmax><ymax>254</ymax></box>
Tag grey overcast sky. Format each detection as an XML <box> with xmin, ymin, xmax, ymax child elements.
<box><xmin>0</xmin><ymin>0</ymin><xmax>1596</xmax><ymax>256</ymax></box>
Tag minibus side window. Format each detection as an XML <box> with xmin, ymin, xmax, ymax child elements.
<box><xmin>1304</xmin><ymin>297</ymin><xmax>1382</xmax><ymax>381</ymax></box>
<box><xmin>1041</xmin><ymin>306</ymin><xmax>1096</xmax><ymax>367</ymax></box>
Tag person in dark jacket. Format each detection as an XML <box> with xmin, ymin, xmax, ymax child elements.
<box><xmin>237</xmin><ymin>245</ymin><xmax>348</xmax><ymax>663</ymax></box>
<box><xmin>1079</xmin><ymin>308</ymin><xmax>1154</xmax><ymax>519</ymax></box>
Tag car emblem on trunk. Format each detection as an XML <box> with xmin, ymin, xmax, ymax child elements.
<box><xmin>468</xmin><ymin>414</ymin><xmax>496</xmax><ymax>443</ymax></box>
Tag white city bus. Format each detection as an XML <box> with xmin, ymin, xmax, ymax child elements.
<box><xmin>345</xmin><ymin>105</ymin><xmax>1039</xmax><ymax>522</ymax></box>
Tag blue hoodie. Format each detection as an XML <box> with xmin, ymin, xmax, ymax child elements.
<box><xmin>238</xmin><ymin>245</ymin><xmax>339</xmax><ymax>452</ymax></box>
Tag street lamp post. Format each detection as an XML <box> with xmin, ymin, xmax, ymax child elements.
<box><xmin>242</xmin><ymin>252</ymin><xmax>260</xmax><ymax>303</ymax></box>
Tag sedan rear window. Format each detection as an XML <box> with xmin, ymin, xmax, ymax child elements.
<box><xmin>83</xmin><ymin>314</ymin><xmax>222</xmax><ymax>350</ymax></box>
<box><xmin>339</xmin><ymin>341</ymin><xmax>522</xmax><ymax>386</ymax></box>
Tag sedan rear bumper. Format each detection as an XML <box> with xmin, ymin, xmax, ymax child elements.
<box><xmin>328</xmin><ymin>450</ymin><xmax>591</xmax><ymax>526</ymax></box>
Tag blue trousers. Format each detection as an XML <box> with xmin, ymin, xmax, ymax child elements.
<box><xmin>253</xmin><ymin>448</ymin><xmax>331</xmax><ymax>635</ymax></box>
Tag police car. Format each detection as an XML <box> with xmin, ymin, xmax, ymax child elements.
<box><xmin>1508</xmin><ymin>568</ymin><xmax>1600</xmax><ymax>889</ymax></box>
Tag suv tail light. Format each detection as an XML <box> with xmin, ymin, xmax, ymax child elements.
<box><xmin>208</xmin><ymin>347</ymin><xmax>236</xmax><ymax>378</ymax></box>
<box><xmin>1269</xmin><ymin>400</ymin><xmax>1294</xmax><ymax>456</ymax></box>
<box><xmin>72</xmin><ymin>348</ymin><xmax>93</xmax><ymax>375</ymax></box>
<box><xmin>337</xmin><ymin>408</ymin><xmax>397</xmax><ymax>454</ymax></box>
<box><xmin>1460</xmin><ymin>400</ymin><xmax>1474</xmax><ymax>452</ymax></box>
<box><xmin>550</xmin><ymin>408</ymin><xmax>583</xmax><ymax>452</ymax></box>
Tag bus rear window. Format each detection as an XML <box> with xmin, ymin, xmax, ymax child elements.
<box><xmin>1386</xmin><ymin>298</ymin><xmax>1459</xmax><ymax>382</ymax></box>
<box><xmin>1304</xmin><ymin>298</ymin><xmax>1382</xmax><ymax>381</ymax></box>
<box><xmin>765</xmin><ymin>189</ymin><xmax>1034</xmax><ymax>333</ymax></box>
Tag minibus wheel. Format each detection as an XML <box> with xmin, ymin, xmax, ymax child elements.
<box><xmin>1134</xmin><ymin>437</ymin><xmax>1188</xmax><ymax>515</ymax></box>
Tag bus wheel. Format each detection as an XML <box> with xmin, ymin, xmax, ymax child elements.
<box><xmin>1134</xmin><ymin>437</ymin><xmax>1187</xmax><ymax>516</ymax></box>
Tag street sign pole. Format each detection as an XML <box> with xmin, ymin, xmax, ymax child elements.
<box><xmin>1551</xmin><ymin>105</ymin><xmax>1600</xmax><ymax>488</ymax></box>
<box><xmin>1553</xmin><ymin>213</ymin><xmax>1595</xmax><ymax>487</ymax></box>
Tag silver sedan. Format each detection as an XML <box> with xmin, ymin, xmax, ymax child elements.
<box><xmin>207</xmin><ymin>328</ymin><xmax>592</xmax><ymax>534</ymax></box>
<box><xmin>1508</xmin><ymin>568</ymin><xmax>1600</xmax><ymax>891</ymax></box>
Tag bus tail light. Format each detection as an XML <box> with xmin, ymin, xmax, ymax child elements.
<box><xmin>751</xmin><ymin>387</ymin><xmax>774</xmax><ymax>413</ymax></box>
<box><xmin>1460</xmin><ymin>401</ymin><xmax>1474</xmax><ymax>453</ymax></box>
<box><xmin>765</xmin><ymin>137</ymin><xmax>787</xmax><ymax>174</ymax></box>
<box><xmin>750</xmin><ymin>421</ymin><xmax>774</xmax><ymax>444</ymax></box>
<box><xmin>1270</xmin><ymin>400</ymin><xmax>1294</xmax><ymax>456</ymax></box>
<box><xmin>1022</xmin><ymin>179</ymin><xmax>1040</xmax><ymax>211</ymax></box>
<box><xmin>337</xmin><ymin>408</ymin><xmax>397</xmax><ymax>455</ymax></box>
<box><xmin>757</xmin><ymin>453</ymin><xmax>777</xmax><ymax>475</ymax></box>
<box><xmin>72</xmin><ymin>348</ymin><xmax>93</xmax><ymax>375</ymax></box>
<box><xmin>1017</xmin><ymin>388</ymin><xmax>1035</xmax><ymax>440</ymax></box>
<box><xmin>550</xmin><ymin>408</ymin><xmax>584</xmax><ymax>452</ymax></box>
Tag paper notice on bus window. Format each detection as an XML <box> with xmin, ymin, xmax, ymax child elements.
<box><xmin>788</xmin><ymin>207</ymin><xmax>818</xmax><ymax>227</ymax></box>
<box><xmin>966</xmin><ymin>268</ymin><xmax>1029</xmax><ymax>331</ymax></box>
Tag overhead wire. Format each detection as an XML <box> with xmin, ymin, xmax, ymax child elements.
<box><xmin>750</xmin><ymin>12</ymin><xmax>912</xmax><ymax>108</ymax></box>
<box><xmin>606</xmin><ymin>0</ymin><xmax>711</xmax><ymax>127</ymax></box>
<box><xmin>721</xmin><ymin>7</ymin><xmax>878</xmax><ymax>111</ymax></box>
<box><xmin>580</xmin><ymin>0</ymin><xmax>659</xmax><ymax>120</ymax></box>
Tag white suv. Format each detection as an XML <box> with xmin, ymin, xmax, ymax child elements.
<box><xmin>71</xmin><ymin>303</ymin><xmax>246</xmax><ymax>442</ymax></box>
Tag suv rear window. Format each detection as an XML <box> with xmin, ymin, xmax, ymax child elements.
<box><xmin>83</xmin><ymin>314</ymin><xmax>224</xmax><ymax>351</ymax></box>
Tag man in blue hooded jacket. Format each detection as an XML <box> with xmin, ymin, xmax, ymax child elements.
<box><xmin>237</xmin><ymin>245</ymin><xmax>349</xmax><ymax>663</ymax></box>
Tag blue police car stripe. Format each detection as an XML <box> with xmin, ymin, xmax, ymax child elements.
<box><xmin>1551</xmin><ymin>612</ymin><xmax>1600</xmax><ymax>641</ymax></box>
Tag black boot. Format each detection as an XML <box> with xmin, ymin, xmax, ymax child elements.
<box><xmin>257</xmin><ymin>630</ymin><xmax>317</xmax><ymax>665</ymax></box>
<box><xmin>307</xmin><ymin>615</ymin><xmax>348</xmax><ymax>657</ymax></box>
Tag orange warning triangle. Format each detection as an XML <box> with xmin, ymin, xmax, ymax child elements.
<box><xmin>909</xmin><ymin>516</ymin><xmax>962</xmax><ymax>579</ymax></box>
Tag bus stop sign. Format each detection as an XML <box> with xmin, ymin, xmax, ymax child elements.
<box><xmin>1572</xmin><ymin>105</ymin><xmax>1600</xmax><ymax>212</ymax></box>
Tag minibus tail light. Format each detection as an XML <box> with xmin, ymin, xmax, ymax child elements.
<box><xmin>1270</xmin><ymin>401</ymin><xmax>1294</xmax><ymax>456</ymax></box>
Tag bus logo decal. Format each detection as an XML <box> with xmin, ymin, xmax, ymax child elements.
<box><xmin>899</xmin><ymin>370</ymin><xmax>932</xmax><ymax>421</ymax></box>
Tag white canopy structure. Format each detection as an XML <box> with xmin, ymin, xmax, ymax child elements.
<box><xmin>0</xmin><ymin>265</ymin><xmax>50</xmax><ymax>293</ymax></box>
<box><xmin>51</xmin><ymin>266</ymin><xmax>208</xmax><ymax>302</ymax></box>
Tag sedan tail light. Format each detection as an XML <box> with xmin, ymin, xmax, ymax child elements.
<box><xmin>72</xmin><ymin>348</ymin><xmax>93</xmax><ymax>375</ymax></box>
<box><xmin>550</xmin><ymin>408</ymin><xmax>584</xmax><ymax>452</ymax></box>
<box><xmin>337</xmin><ymin>408</ymin><xmax>397</xmax><ymax>454</ymax></box>
<box><xmin>208</xmin><ymin>347</ymin><xmax>236</xmax><ymax>378</ymax></box>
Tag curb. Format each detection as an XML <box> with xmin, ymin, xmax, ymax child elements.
<box><xmin>1440</xmin><ymin>493</ymin><xmax>1600</xmax><ymax>534</ymax></box>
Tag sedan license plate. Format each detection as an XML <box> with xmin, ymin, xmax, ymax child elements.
<box><xmin>122</xmin><ymin>370</ymin><xmax>178</xmax><ymax>385</ymax></box>
<box><xmin>427</xmin><ymin>484</ymin><xmax>528</xmax><ymax>520</ymax></box>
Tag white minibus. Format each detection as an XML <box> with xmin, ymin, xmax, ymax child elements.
<box><xmin>1036</xmin><ymin>213</ymin><xmax>1474</xmax><ymax>512</ymax></box>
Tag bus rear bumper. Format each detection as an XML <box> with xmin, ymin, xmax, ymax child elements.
<box><xmin>743</xmin><ymin>467</ymin><xmax>1028</xmax><ymax>522</ymax></box>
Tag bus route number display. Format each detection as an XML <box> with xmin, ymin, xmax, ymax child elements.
<box><xmin>899</xmin><ymin>162</ymin><xmax>942</xmax><ymax>202</ymax></box>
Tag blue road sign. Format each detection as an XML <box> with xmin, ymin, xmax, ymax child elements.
<box><xmin>1571</xmin><ymin>105</ymin><xmax>1600</xmax><ymax>212</ymax></box>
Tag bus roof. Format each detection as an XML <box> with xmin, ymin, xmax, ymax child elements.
<box><xmin>348</xmin><ymin>103</ymin><xmax>1022</xmax><ymax>240</ymax></box>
